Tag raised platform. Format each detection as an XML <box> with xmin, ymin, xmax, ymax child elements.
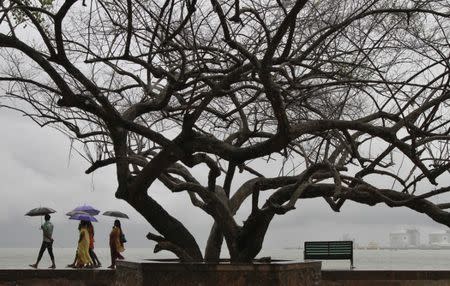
<box><xmin>115</xmin><ymin>259</ymin><xmax>322</xmax><ymax>286</ymax></box>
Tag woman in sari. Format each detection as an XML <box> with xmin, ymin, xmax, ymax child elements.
<box><xmin>108</xmin><ymin>219</ymin><xmax>125</xmax><ymax>269</ymax></box>
<box><xmin>76</xmin><ymin>220</ymin><xmax>93</xmax><ymax>268</ymax></box>
<box><xmin>87</xmin><ymin>221</ymin><xmax>101</xmax><ymax>267</ymax></box>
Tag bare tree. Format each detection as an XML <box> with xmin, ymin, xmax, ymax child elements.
<box><xmin>1</xmin><ymin>0</ymin><xmax>450</xmax><ymax>262</ymax></box>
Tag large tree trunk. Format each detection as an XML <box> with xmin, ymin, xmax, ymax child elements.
<box><xmin>111</xmin><ymin>129</ymin><xmax>202</xmax><ymax>261</ymax></box>
<box><xmin>125</xmin><ymin>192</ymin><xmax>203</xmax><ymax>261</ymax></box>
<box><xmin>204</xmin><ymin>222</ymin><xmax>224</xmax><ymax>262</ymax></box>
<box><xmin>236</xmin><ymin>211</ymin><xmax>274</xmax><ymax>262</ymax></box>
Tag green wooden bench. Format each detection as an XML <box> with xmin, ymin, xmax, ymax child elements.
<box><xmin>304</xmin><ymin>241</ymin><xmax>354</xmax><ymax>269</ymax></box>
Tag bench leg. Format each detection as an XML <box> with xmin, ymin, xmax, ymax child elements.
<box><xmin>350</xmin><ymin>258</ymin><xmax>355</xmax><ymax>269</ymax></box>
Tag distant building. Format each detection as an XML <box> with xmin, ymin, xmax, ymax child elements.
<box><xmin>389</xmin><ymin>229</ymin><xmax>420</xmax><ymax>248</ymax></box>
<box><xmin>429</xmin><ymin>230</ymin><xmax>450</xmax><ymax>246</ymax></box>
<box><xmin>366</xmin><ymin>241</ymin><xmax>379</xmax><ymax>250</ymax></box>
<box><xmin>390</xmin><ymin>232</ymin><xmax>408</xmax><ymax>248</ymax></box>
<box><xmin>407</xmin><ymin>229</ymin><xmax>420</xmax><ymax>246</ymax></box>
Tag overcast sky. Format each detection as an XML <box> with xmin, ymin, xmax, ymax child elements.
<box><xmin>1</xmin><ymin>108</ymin><xmax>449</xmax><ymax>254</ymax></box>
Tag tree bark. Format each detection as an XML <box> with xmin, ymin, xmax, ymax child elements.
<box><xmin>204</xmin><ymin>222</ymin><xmax>223</xmax><ymax>262</ymax></box>
<box><xmin>125</xmin><ymin>192</ymin><xmax>203</xmax><ymax>261</ymax></box>
<box><xmin>236</xmin><ymin>211</ymin><xmax>274</xmax><ymax>262</ymax></box>
<box><xmin>111</xmin><ymin>130</ymin><xmax>203</xmax><ymax>261</ymax></box>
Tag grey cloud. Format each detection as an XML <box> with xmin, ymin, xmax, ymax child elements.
<box><xmin>1</xmin><ymin>108</ymin><xmax>449</xmax><ymax>253</ymax></box>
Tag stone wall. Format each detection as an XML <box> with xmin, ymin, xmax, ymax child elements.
<box><xmin>321</xmin><ymin>270</ymin><xmax>450</xmax><ymax>286</ymax></box>
<box><xmin>115</xmin><ymin>260</ymin><xmax>322</xmax><ymax>286</ymax></box>
<box><xmin>0</xmin><ymin>269</ymin><xmax>114</xmax><ymax>286</ymax></box>
<box><xmin>3</xmin><ymin>265</ymin><xmax>450</xmax><ymax>286</ymax></box>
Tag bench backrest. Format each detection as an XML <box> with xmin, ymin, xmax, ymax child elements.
<box><xmin>304</xmin><ymin>241</ymin><xmax>353</xmax><ymax>260</ymax></box>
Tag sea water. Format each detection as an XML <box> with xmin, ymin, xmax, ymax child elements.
<box><xmin>1</xmin><ymin>248</ymin><xmax>450</xmax><ymax>270</ymax></box>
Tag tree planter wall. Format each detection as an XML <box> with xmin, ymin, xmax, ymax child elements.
<box><xmin>114</xmin><ymin>259</ymin><xmax>321</xmax><ymax>286</ymax></box>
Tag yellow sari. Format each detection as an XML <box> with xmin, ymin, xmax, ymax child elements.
<box><xmin>77</xmin><ymin>227</ymin><xmax>93</xmax><ymax>266</ymax></box>
<box><xmin>110</xmin><ymin>226</ymin><xmax>125</xmax><ymax>253</ymax></box>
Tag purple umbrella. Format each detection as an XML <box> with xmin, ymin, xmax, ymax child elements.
<box><xmin>66</xmin><ymin>210</ymin><xmax>91</xmax><ymax>217</ymax></box>
<box><xmin>69</xmin><ymin>213</ymin><xmax>98</xmax><ymax>222</ymax></box>
<box><xmin>70</xmin><ymin>205</ymin><xmax>100</xmax><ymax>216</ymax></box>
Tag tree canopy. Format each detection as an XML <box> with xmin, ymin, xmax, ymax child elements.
<box><xmin>1</xmin><ymin>0</ymin><xmax>450</xmax><ymax>262</ymax></box>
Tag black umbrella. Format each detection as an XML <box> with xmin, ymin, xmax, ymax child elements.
<box><xmin>25</xmin><ymin>207</ymin><xmax>56</xmax><ymax>216</ymax></box>
<box><xmin>103</xmin><ymin>211</ymin><xmax>129</xmax><ymax>219</ymax></box>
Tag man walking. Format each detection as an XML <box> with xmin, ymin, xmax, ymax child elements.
<box><xmin>30</xmin><ymin>214</ymin><xmax>56</xmax><ymax>269</ymax></box>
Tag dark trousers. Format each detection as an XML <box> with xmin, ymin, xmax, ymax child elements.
<box><xmin>110</xmin><ymin>247</ymin><xmax>124</xmax><ymax>266</ymax></box>
<box><xmin>37</xmin><ymin>241</ymin><xmax>54</xmax><ymax>263</ymax></box>
<box><xmin>89</xmin><ymin>248</ymin><xmax>101</xmax><ymax>265</ymax></box>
